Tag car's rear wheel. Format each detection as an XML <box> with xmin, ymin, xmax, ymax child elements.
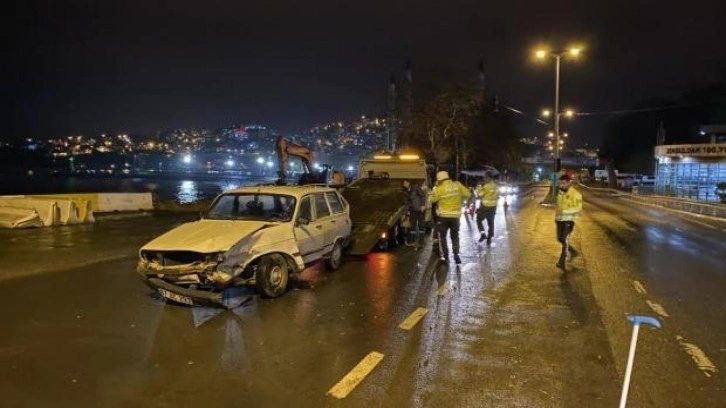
<box><xmin>326</xmin><ymin>240</ymin><xmax>343</xmax><ymax>270</ymax></box>
<box><xmin>255</xmin><ymin>254</ymin><xmax>289</xmax><ymax>298</ymax></box>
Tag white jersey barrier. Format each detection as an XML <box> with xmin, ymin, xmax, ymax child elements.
<box><xmin>0</xmin><ymin>192</ymin><xmax>153</xmax><ymax>229</ymax></box>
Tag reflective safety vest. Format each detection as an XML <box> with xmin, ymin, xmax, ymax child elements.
<box><xmin>429</xmin><ymin>180</ymin><xmax>471</xmax><ymax>218</ymax></box>
<box><xmin>476</xmin><ymin>181</ymin><xmax>498</xmax><ymax>208</ymax></box>
<box><xmin>555</xmin><ymin>186</ymin><xmax>582</xmax><ymax>221</ymax></box>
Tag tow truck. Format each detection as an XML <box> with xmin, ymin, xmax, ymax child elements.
<box><xmin>274</xmin><ymin>136</ymin><xmax>431</xmax><ymax>255</ymax></box>
<box><xmin>340</xmin><ymin>152</ymin><xmax>430</xmax><ymax>255</ymax></box>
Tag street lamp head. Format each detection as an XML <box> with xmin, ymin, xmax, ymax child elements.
<box><xmin>535</xmin><ymin>50</ymin><xmax>548</xmax><ymax>59</ymax></box>
<box><xmin>569</xmin><ymin>48</ymin><xmax>582</xmax><ymax>57</ymax></box>
<box><xmin>548</xmin><ymin>132</ymin><xmax>554</xmax><ymax>138</ymax></box>
<box><xmin>542</xmin><ymin>109</ymin><xmax>552</xmax><ymax>117</ymax></box>
<box><xmin>564</xmin><ymin>109</ymin><xmax>575</xmax><ymax>118</ymax></box>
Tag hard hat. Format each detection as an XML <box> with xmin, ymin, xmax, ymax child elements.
<box><xmin>559</xmin><ymin>174</ymin><xmax>573</xmax><ymax>181</ymax></box>
<box><xmin>436</xmin><ymin>171</ymin><xmax>450</xmax><ymax>182</ymax></box>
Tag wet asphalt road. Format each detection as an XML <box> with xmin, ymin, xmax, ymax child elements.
<box><xmin>0</xmin><ymin>187</ymin><xmax>723</xmax><ymax>407</ymax></box>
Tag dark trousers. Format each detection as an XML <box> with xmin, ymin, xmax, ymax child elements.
<box><xmin>556</xmin><ymin>221</ymin><xmax>575</xmax><ymax>263</ymax></box>
<box><xmin>436</xmin><ymin>217</ymin><xmax>460</xmax><ymax>257</ymax></box>
<box><xmin>476</xmin><ymin>206</ymin><xmax>496</xmax><ymax>237</ymax></box>
<box><xmin>406</xmin><ymin>210</ymin><xmax>424</xmax><ymax>242</ymax></box>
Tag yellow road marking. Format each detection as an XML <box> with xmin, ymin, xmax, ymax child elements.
<box><xmin>327</xmin><ymin>351</ymin><xmax>385</xmax><ymax>399</ymax></box>
<box><xmin>399</xmin><ymin>307</ymin><xmax>428</xmax><ymax>330</ymax></box>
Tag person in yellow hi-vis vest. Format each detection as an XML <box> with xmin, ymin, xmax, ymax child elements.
<box><xmin>475</xmin><ymin>172</ymin><xmax>499</xmax><ymax>246</ymax></box>
<box><xmin>555</xmin><ymin>173</ymin><xmax>583</xmax><ymax>268</ymax></box>
<box><xmin>429</xmin><ymin>170</ymin><xmax>471</xmax><ymax>264</ymax></box>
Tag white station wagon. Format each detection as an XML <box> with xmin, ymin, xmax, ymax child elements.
<box><xmin>137</xmin><ymin>185</ymin><xmax>351</xmax><ymax>305</ymax></box>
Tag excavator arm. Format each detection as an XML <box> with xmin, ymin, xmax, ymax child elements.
<box><xmin>275</xmin><ymin>135</ymin><xmax>314</xmax><ymax>183</ymax></box>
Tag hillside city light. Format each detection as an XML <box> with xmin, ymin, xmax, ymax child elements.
<box><xmin>183</xmin><ymin>154</ymin><xmax>192</xmax><ymax>164</ymax></box>
<box><xmin>226</xmin><ymin>159</ymin><xmax>234</xmax><ymax>167</ymax></box>
<box><xmin>256</xmin><ymin>157</ymin><xmax>265</xmax><ymax>164</ymax></box>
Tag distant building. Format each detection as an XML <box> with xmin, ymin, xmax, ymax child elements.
<box><xmin>654</xmin><ymin>125</ymin><xmax>726</xmax><ymax>202</ymax></box>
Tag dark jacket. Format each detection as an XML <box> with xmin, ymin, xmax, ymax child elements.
<box><xmin>405</xmin><ymin>183</ymin><xmax>426</xmax><ymax>212</ymax></box>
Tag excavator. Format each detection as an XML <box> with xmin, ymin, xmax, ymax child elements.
<box><xmin>274</xmin><ymin>135</ymin><xmax>345</xmax><ymax>186</ymax></box>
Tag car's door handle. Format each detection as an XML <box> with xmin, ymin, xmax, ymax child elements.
<box><xmin>315</xmin><ymin>225</ymin><xmax>323</xmax><ymax>229</ymax></box>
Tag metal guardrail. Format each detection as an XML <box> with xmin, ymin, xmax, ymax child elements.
<box><xmin>580</xmin><ymin>184</ymin><xmax>726</xmax><ymax>219</ymax></box>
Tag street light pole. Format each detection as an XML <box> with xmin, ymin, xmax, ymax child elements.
<box><xmin>536</xmin><ymin>46</ymin><xmax>581</xmax><ymax>204</ymax></box>
<box><xmin>554</xmin><ymin>54</ymin><xmax>561</xmax><ymax>172</ymax></box>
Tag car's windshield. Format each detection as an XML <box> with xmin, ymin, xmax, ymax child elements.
<box><xmin>206</xmin><ymin>193</ymin><xmax>296</xmax><ymax>222</ymax></box>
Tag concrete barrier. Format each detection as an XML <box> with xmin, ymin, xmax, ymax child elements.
<box><xmin>0</xmin><ymin>197</ymin><xmax>59</xmax><ymax>226</ymax></box>
<box><xmin>30</xmin><ymin>193</ymin><xmax>153</xmax><ymax>212</ymax></box>
<box><xmin>96</xmin><ymin>193</ymin><xmax>153</xmax><ymax>212</ymax></box>
<box><xmin>0</xmin><ymin>192</ymin><xmax>152</xmax><ymax>228</ymax></box>
<box><xmin>0</xmin><ymin>207</ymin><xmax>44</xmax><ymax>229</ymax></box>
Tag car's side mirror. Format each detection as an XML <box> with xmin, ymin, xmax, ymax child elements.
<box><xmin>296</xmin><ymin>217</ymin><xmax>310</xmax><ymax>226</ymax></box>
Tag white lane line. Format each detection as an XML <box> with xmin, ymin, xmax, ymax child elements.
<box><xmin>676</xmin><ymin>336</ymin><xmax>718</xmax><ymax>378</ymax></box>
<box><xmin>645</xmin><ymin>300</ymin><xmax>670</xmax><ymax>318</ymax></box>
<box><xmin>327</xmin><ymin>351</ymin><xmax>385</xmax><ymax>399</ymax></box>
<box><xmin>399</xmin><ymin>307</ymin><xmax>428</xmax><ymax>330</ymax></box>
<box><xmin>632</xmin><ymin>281</ymin><xmax>647</xmax><ymax>295</ymax></box>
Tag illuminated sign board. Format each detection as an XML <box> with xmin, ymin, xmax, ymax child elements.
<box><xmin>655</xmin><ymin>143</ymin><xmax>726</xmax><ymax>158</ymax></box>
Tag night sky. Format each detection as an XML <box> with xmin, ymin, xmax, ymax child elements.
<box><xmin>6</xmin><ymin>0</ymin><xmax>726</xmax><ymax>146</ymax></box>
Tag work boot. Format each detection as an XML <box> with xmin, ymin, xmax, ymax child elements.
<box><xmin>486</xmin><ymin>237</ymin><xmax>492</xmax><ymax>246</ymax></box>
<box><xmin>453</xmin><ymin>254</ymin><xmax>461</xmax><ymax>265</ymax></box>
<box><xmin>556</xmin><ymin>252</ymin><xmax>567</xmax><ymax>269</ymax></box>
<box><xmin>478</xmin><ymin>233</ymin><xmax>486</xmax><ymax>242</ymax></box>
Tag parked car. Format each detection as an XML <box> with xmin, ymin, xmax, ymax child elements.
<box><xmin>137</xmin><ymin>185</ymin><xmax>351</xmax><ymax>306</ymax></box>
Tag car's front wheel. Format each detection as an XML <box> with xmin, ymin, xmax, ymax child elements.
<box><xmin>326</xmin><ymin>240</ymin><xmax>343</xmax><ymax>270</ymax></box>
<box><xmin>255</xmin><ymin>254</ymin><xmax>289</xmax><ymax>298</ymax></box>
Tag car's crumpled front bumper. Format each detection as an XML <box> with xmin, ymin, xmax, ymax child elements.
<box><xmin>137</xmin><ymin>261</ymin><xmax>240</xmax><ymax>308</ymax></box>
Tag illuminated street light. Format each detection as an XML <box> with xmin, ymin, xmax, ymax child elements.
<box><xmin>542</xmin><ymin>109</ymin><xmax>552</xmax><ymax>117</ymax></box>
<box><xmin>564</xmin><ymin>109</ymin><xmax>575</xmax><ymax>118</ymax></box>
<box><xmin>226</xmin><ymin>159</ymin><xmax>234</xmax><ymax>167</ymax></box>
<box><xmin>183</xmin><ymin>154</ymin><xmax>192</xmax><ymax>164</ymax></box>
<box><xmin>256</xmin><ymin>157</ymin><xmax>265</xmax><ymax>165</ymax></box>
<box><xmin>548</xmin><ymin>132</ymin><xmax>555</xmax><ymax>138</ymax></box>
<box><xmin>533</xmin><ymin>44</ymin><xmax>583</xmax><ymax>202</ymax></box>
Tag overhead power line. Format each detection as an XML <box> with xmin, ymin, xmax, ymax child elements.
<box><xmin>501</xmin><ymin>104</ymin><xmax>549</xmax><ymax>126</ymax></box>
<box><xmin>575</xmin><ymin>103</ymin><xmax>696</xmax><ymax>116</ymax></box>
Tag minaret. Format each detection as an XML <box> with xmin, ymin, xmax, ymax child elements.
<box><xmin>400</xmin><ymin>57</ymin><xmax>413</xmax><ymax>149</ymax></box>
<box><xmin>478</xmin><ymin>57</ymin><xmax>487</xmax><ymax>112</ymax></box>
<box><xmin>387</xmin><ymin>72</ymin><xmax>397</xmax><ymax>152</ymax></box>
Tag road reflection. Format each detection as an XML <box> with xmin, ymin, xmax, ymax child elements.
<box><xmin>364</xmin><ymin>253</ymin><xmax>395</xmax><ymax>332</ymax></box>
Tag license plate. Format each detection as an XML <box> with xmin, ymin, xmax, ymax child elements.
<box><xmin>158</xmin><ymin>288</ymin><xmax>194</xmax><ymax>305</ymax></box>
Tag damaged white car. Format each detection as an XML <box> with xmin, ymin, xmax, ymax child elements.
<box><xmin>137</xmin><ymin>185</ymin><xmax>351</xmax><ymax>306</ymax></box>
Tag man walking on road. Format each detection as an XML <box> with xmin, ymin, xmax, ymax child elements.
<box><xmin>429</xmin><ymin>170</ymin><xmax>471</xmax><ymax>264</ymax></box>
<box><xmin>555</xmin><ymin>173</ymin><xmax>583</xmax><ymax>268</ymax></box>
<box><xmin>475</xmin><ymin>172</ymin><xmax>499</xmax><ymax>246</ymax></box>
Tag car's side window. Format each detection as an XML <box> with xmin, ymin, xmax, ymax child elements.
<box><xmin>298</xmin><ymin>196</ymin><xmax>313</xmax><ymax>223</ymax></box>
<box><xmin>325</xmin><ymin>192</ymin><xmax>344</xmax><ymax>214</ymax></box>
<box><xmin>314</xmin><ymin>193</ymin><xmax>331</xmax><ymax>219</ymax></box>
